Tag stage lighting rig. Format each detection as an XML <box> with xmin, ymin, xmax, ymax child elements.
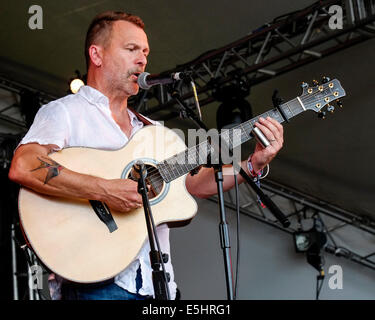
<box><xmin>294</xmin><ymin>215</ymin><xmax>328</xmax><ymax>299</ymax></box>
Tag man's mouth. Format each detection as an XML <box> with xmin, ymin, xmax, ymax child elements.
<box><xmin>130</xmin><ymin>72</ymin><xmax>141</xmax><ymax>82</ymax></box>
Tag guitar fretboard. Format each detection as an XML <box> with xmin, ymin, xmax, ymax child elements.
<box><xmin>157</xmin><ymin>97</ymin><xmax>305</xmax><ymax>183</ymax></box>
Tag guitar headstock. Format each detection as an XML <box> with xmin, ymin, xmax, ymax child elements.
<box><xmin>299</xmin><ymin>77</ymin><xmax>346</xmax><ymax>119</ymax></box>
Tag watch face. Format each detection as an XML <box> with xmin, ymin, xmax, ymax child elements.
<box><xmin>295</xmin><ymin>234</ymin><xmax>311</xmax><ymax>251</ymax></box>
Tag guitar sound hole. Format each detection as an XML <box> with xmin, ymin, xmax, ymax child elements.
<box><xmin>127</xmin><ymin>164</ymin><xmax>164</xmax><ymax>200</ymax></box>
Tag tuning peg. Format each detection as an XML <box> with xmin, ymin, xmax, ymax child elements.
<box><xmin>322</xmin><ymin>76</ymin><xmax>330</xmax><ymax>84</ymax></box>
<box><xmin>318</xmin><ymin>111</ymin><xmax>326</xmax><ymax>119</ymax></box>
<box><xmin>301</xmin><ymin>82</ymin><xmax>309</xmax><ymax>89</ymax></box>
<box><xmin>313</xmin><ymin>79</ymin><xmax>319</xmax><ymax>86</ymax></box>
<box><xmin>327</xmin><ymin>104</ymin><xmax>335</xmax><ymax>113</ymax></box>
<box><xmin>336</xmin><ymin>99</ymin><xmax>343</xmax><ymax>108</ymax></box>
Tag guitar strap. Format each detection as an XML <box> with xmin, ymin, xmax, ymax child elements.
<box><xmin>128</xmin><ymin>107</ymin><xmax>153</xmax><ymax>126</ymax></box>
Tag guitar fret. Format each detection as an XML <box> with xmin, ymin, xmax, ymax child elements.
<box><xmin>240</xmin><ymin>123</ymin><xmax>250</xmax><ymax>142</ymax></box>
<box><xmin>274</xmin><ymin>111</ymin><xmax>284</xmax><ymax>123</ymax></box>
<box><xmin>283</xmin><ymin>102</ymin><xmax>294</xmax><ymax>119</ymax></box>
<box><xmin>287</xmin><ymin>98</ymin><xmax>306</xmax><ymax>117</ymax></box>
<box><xmin>175</xmin><ymin>163</ymin><xmax>182</xmax><ymax>176</ymax></box>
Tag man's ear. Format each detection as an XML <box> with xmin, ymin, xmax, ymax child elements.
<box><xmin>88</xmin><ymin>44</ymin><xmax>103</xmax><ymax>67</ymax></box>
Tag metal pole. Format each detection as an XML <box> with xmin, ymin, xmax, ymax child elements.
<box><xmin>31</xmin><ymin>252</ymin><xmax>40</xmax><ymax>300</ymax></box>
<box><xmin>27</xmin><ymin>253</ymin><xmax>34</xmax><ymax>300</ymax></box>
<box><xmin>215</xmin><ymin>166</ymin><xmax>234</xmax><ymax>300</ymax></box>
<box><xmin>10</xmin><ymin>223</ymin><xmax>18</xmax><ymax>300</ymax></box>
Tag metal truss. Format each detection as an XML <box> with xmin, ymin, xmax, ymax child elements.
<box><xmin>208</xmin><ymin>178</ymin><xmax>375</xmax><ymax>271</ymax></box>
<box><xmin>0</xmin><ymin>75</ymin><xmax>58</xmax><ymax>132</ymax></box>
<box><xmin>0</xmin><ymin>1</ymin><xmax>374</xmax><ymax>129</ymax></box>
<box><xmin>131</xmin><ymin>0</ymin><xmax>375</xmax><ymax>120</ymax></box>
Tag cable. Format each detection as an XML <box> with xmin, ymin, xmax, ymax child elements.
<box><xmin>316</xmin><ymin>272</ymin><xmax>325</xmax><ymax>300</ymax></box>
<box><xmin>233</xmin><ymin>172</ymin><xmax>241</xmax><ymax>300</ymax></box>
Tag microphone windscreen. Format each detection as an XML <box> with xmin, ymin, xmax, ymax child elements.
<box><xmin>137</xmin><ymin>72</ymin><xmax>151</xmax><ymax>90</ymax></box>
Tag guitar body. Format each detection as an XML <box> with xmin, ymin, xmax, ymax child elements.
<box><xmin>18</xmin><ymin>125</ymin><xmax>198</xmax><ymax>283</ymax></box>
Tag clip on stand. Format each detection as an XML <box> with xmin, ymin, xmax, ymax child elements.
<box><xmin>167</xmin><ymin>84</ymin><xmax>291</xmax><ymax>299</ymax></box>
<box><xmin>133</xmin><ymin>161</ymin><xmax>171</xmax><ymax>300</ymax></box>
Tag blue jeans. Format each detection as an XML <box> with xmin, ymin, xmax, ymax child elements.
<box><xmin>61</xmin><ymin>267</ymin><xmax>152</xmax><ymax>300</ymax></box>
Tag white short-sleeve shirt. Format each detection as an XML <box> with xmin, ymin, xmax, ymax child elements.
<box><xmin>19</xmin><ymin>85</ymin><xmax>177</xmax><ymax>299</ymax></box>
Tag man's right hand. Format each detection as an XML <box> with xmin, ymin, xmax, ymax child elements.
<box><xmin>99</xmin><ymin>178</ymin><xmax>144</xmax><ymax>213</ymax></box>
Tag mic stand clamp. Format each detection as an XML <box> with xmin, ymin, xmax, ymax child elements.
<box><xmin>135</xmin><ymin>162</ymin><xmax>171</xmax><ymax>300</ymax></box>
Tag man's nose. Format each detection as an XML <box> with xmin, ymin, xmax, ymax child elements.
<box><xmin>136</xmin><ymin>53</ymin><xmax>147</xmax><ymax>67</ymax></box>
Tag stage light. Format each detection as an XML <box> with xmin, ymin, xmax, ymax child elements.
<box><xmin>293</xmin><ymin>226</ymin><xmax>327</xmax><ymax>253</ymax></box>
<box><xmin>216</xmin><ymin>98</ymin><xmax>252</xmax><ymax>129</ymax></box>
<box><xmin>214</xmin><ymin>82</ymin><xmax>252</xmax><ymax>130</ymax></box>
<box><xmin>294</xmin><ymin>216</ymin><xmax>327</xmax><ymax>299</ymax></box>
<box><xmin>294</xmin><ymin>231</ymin><xmax>313</xmax><ymax>252</ymax></box>
<box><xmin>293</xmin><ymin>217</ymin><xmax>327</xmax><ymax>271</ymax></box>
<box><xmin>70</xmin><ymin>78</ymin><xmax>84</xmax><ymax>94</ymax></box>
<box><xmin>69</xmin><ymin>70</ymin><xmax>85</xmax><ymax>94</ymax></box>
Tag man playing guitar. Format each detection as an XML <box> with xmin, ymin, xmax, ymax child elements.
<box><xmin>9</xmin><ymin>11</ymin><xmax>283</xmax><ymax>300</ymax></box>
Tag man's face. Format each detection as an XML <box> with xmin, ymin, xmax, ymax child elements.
<box><xmin>101</xmin><ymin>20</ymin><xmax>149</xmax><ymax>96</ymax></box>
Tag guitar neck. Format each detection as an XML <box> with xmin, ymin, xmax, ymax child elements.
<box><xmin>157</xmin><ymin>97</ymin><xmax>306</xmax><ymax>183</ymax></box>
<box><xmin>225</xmin><ymin>97</ymin><xmax>306</xmax><ymax>148</ymax></box>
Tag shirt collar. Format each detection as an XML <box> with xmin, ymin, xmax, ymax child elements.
<box><xmin>77</xmin><ymin>85</ymin><xmax>109</xmax><ymax>106</ymax></box>
<box><xmin>77</xmin><ymin>85</ymin><xmax>142</xmax><ymax>127</ymax></box>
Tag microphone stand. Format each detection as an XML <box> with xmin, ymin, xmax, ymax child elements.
<box><xmin>167</xmin><ymin>86</ymin><xmax>290</xmax><ymax>299</ymax></box>
<box><xmin>134</xmin><ymin>162</ymin><xmax>171</xmax><ymax>300</ymax></box>
<box><xmin>169</xmin><ymin>87</ymin><xmax>235</xmax><ymax>299</ymax></box>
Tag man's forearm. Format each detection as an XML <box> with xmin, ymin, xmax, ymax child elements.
<box><xmin>9</xmin><ymin>145</ymin><xmax>107</xmax><ymax>202</ymax></box>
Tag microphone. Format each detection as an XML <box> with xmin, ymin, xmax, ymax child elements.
<box><xmin>137</xmin><ymin>71</ymin><xmax>190</xmax><ymax>90</ymax></box>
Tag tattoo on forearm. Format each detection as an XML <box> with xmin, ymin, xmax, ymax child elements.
<box><xmin>31</xmin><ymin>157</ymin><xmax>64</xmax><ymax>184</ymax></box>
